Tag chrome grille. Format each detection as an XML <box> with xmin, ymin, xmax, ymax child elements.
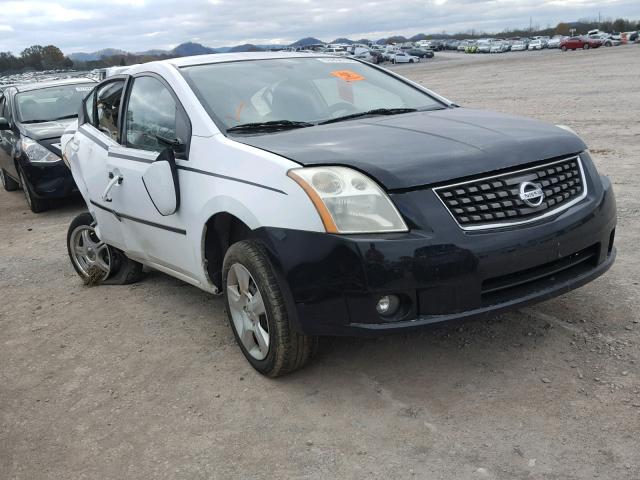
<box><xmin>434</xmin><ymin>156</ymin><xmax>587</xmax><ymax>230</ymax></box>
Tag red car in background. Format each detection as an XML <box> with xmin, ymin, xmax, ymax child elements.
<box><xmin>560</xmin><ymin>36</ymin><xmax>602</xmax><ymax>51</ymax></box>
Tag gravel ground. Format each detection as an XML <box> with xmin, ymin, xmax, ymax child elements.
<box><xmin>1</xmin><ymin>46</ymin><xmax>639</xmax><ymax>480</ymax></box>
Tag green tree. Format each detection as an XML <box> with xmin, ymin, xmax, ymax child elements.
<box><xmin>613</xmin><ymin>18</ymin><xmax>628</xmax><ymax>32</ymax></box>
<box><xmin>555</xmin><ymin>22</ymin><xmax>570</xmax><ymax>35</ymax></box>
<box><xmin>20</xmin><ymin>45</ymin><xmax>44</xmax><ymax>70</ymax></box>
<box><xmin>41</xmin><ymin>45</ymin><xmax>66</xmax><ymax>69</ymax></box>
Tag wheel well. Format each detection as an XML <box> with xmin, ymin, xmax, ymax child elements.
<box><xmin>203</xmin><ymin>212</ymin><xmax>252</xmax><ymax>289</ymax></box>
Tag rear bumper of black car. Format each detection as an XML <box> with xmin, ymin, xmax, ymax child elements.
<box><xmin>256</xmin><ymin>173</ymin><xmax>616</xmax><ymax>337</ymax></box>
<box><xmin>20</xmin><ymin>160</ymin><xmax>77</xmax><ymax>199</ymax></box>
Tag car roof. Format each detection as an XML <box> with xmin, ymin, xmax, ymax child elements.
<box><xmin>166</xmin><ymin>51</ymin><xmax>335</xmax><ymax>68</ymax></box>
<box><xmin>14</xmin><ymin>77</ymin><xmax>96</xmax><ymax>93</ymax></box>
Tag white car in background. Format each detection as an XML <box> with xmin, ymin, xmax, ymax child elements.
<box><xmin>589</xmin><ymin>34</ymin><xmax>621</xmax><ymax>47</ymax></box>
<box><xmin>511</xmin><ymin>41</ymin><xmax>527</xmax><ymax>51</ymax></box>
<box><xmin>490</xmin><ymin>42</ymin><xmax>509</xmax><ymax>53</ymax></box>
<box><xmin>547</xmin><ymin>37</ymin><xmax>562</xmax><ymax>49</ymax></box>
<box><xmin>392</xmin><ymin>52</ymin><xmax>420</xmax><ymax>63</ymax></box>
<box><xmin>528</xmin><ymin>39</ymin><xmax>543</xmax><ymax>50</ymax></box>
<box><xmin>323</xmin><ymin>47</ymin><xmax>348</xmax><ymax>56</ymax></box>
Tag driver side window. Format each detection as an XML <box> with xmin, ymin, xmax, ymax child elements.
<box><xmin>124</xmin><ymin>76</ymin><xmax>190</xmax><ymax>157</ymax></box>
<box><xmin>94</xmin><ymin>80</ymin><xmax>125</xmax><ymax>141</ymax></box>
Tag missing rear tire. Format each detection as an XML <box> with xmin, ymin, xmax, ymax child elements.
<box><xmin>67</xmin><ymin>212</ymin><xmax>145</xmax><ymax>285</ymax></box>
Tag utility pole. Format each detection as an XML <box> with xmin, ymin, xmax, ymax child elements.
<box><xmin>529</xmin><ymin>17</ymin><xmax>532</xmax><ymax>33</ymax></box>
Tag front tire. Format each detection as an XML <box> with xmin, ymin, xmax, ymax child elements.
<box><xmin>67</xmin><ymin>212</ymin><xmax>145</xmax><ymax>285</ymax></box>
<box><xmin>583</xmin><ymin>44</ymin><xmax>590</xmax><ymax>50</ymax></box>
<box><xmin>1</xmin><ymin>168</ymin><xmax>19</xmax><ymax>191</ymax></box>
<box><xmin>18</xmin><ymin>165</ymin><xmax>48</xmax><ymax>213</ymax></box>
<box><xmin>223</xmin><ymin>240</ymin><xmax>317</xmax><ymax>377</ymax></box>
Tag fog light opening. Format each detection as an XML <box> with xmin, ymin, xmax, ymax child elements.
<box><xmin>376</xmin><ymin>295</ymin><xmax>400</xmax><ymax>317</ymax></box>
<box><xmin>608</xmin><ymin>228</ymin><xmax>615</xmax><ymax>255</ymax></box>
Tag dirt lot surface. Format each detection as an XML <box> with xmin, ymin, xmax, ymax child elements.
<box><xmin>1</xmin><ymin>47</ymin><xmax>639</xmax><ymax>480</ymax></box>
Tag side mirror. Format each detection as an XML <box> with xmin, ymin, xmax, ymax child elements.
<box><xmin>141</xmin><ymin>147</ymin><xmax>180</xmax><ymax>216</ymax></box>
<box><xmin>0</xmin><ymin>117</ymin><xmax>10</xmax><ymax>130</ymax></box>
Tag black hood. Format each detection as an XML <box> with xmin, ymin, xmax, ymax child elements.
<box><xmin>18</xmin><ymin>118</ymin><xmax>76</xmax><ymax>156</ymax></box>
<box><xmin>18</xmin><ymin>118</ymin><xmax>75</xmax><ymax>142</ymax></box>
<box><xmin>233</xmin><ymin>108</ymin><xmax>586</xmax><ymax>190</ymax></box>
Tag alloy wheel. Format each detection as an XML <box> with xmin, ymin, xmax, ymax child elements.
<box><xmin>69</xmin><ymin>224</ymin><xmax>112</xmax><ymax>281</ymax></box>
<box><xmin>226</xmin><ymin>263</ymin><xmax>270</xmax><ymax>360</ymax></box>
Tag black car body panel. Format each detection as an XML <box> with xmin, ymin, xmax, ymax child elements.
<box><xmin>233</xmin><ymin>108</ymin><xmax>587</xmax><ymax>190</ymax></box>
<box><xmin>254</xmin><ymin>164</ymin><xmax>616</xmax><ymax>336</ymax></box>
<box><xmin>0</xmin><ymin>81</ymin><xmax>91</xmax><ymax>200</ymax></box>
<box><xmin>18</xmin><ymin>119</ymin><xmax>75</xmax><ymax>146</ymax></box>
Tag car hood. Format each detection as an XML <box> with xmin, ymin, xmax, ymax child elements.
<box><xmin>232</xmin><ymin>108</ymin><xmax>586</xmax><ymax>190</ymax></box>
<box><xmin>18</xmin><ymin>118</ymin><xmax>76</xmax><ymax>142</ymax></box>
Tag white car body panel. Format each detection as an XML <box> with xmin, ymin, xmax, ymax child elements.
<box><xmin>62</xmin><ymin>54</ymin><xmax>335</xmax><ymax>292</ymax></box>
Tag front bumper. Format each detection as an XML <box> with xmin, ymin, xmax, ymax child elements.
<box><xmin>257</xmin><ymin>159</ymin><xmax>616</xmax><ymax>337</ymax></box>
<box><xmin>20</xmin><ymin>160</ymin><xmax>78</xmax><ymax>199</ymax></box>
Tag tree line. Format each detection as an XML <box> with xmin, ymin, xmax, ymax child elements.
<box><xmin>0</xmin><ymin>45</ymin><xmax>73</xmax><ymax>74</ymax></box>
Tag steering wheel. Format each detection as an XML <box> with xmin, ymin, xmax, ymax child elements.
<box><xmin>328</xmin><ymin>102</ymin><xmax>358</xmax><ymax>118</ymax></box>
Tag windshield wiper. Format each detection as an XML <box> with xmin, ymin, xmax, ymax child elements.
<box><xmin>20</xmin><ymin>119</ymin><xmax>50</xmax><ymax>124</ymax></box>
<box><xmin>20</xmin><ymin>114</ymin><xmax>77</xmax><ymax>124</ymax></box>
<box><xmin>226</xmin><ymin>120</ymin><xmax>314</xmax><ymax>133</ymax></box>
<box><xmin>53</xmin><ymin>114</ymin><xmax>78</xmax><ymax>121</ymax></box>
<box><xmin>319</xmin><ymin>108</ymin><xmax>418</xmax><ymax>125</ymax></box>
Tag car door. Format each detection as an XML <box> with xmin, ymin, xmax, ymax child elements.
<box><xmin>73</xmin><ymin>77</ymin><xmax>128</xmax><ymax>250</ymax></box>
<box><xmin>0</xmin><ymin>92</ymin><xmax>19</xmax><ymax>180</ymax></box>
<box><xmin>0</xmin><ymin>94</ymin><xmax>12</xmax><ymax>174</ymax></box>
<box><xmin>105</xmin><ymin>73</ymin><xmax>193</xmax><ymax>277</ymax></box>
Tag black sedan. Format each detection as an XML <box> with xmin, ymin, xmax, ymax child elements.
<box><xmin>405</xmin><ymin>48</ymin><xmax>435</xmax><ymax>59</ymax></box>
<box><xmin>0</xmin><ymin>78</ymin><xmax>96</xmax><ymax>212</ymax></box>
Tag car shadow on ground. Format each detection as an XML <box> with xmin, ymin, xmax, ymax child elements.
<box><xmin>144</xmin><ymin>268</ymin><xmax>571</xmax><ymax>389</ymax></box>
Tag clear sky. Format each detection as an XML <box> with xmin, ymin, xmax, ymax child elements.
<box><xmin>1</xmin><ymin>0</ymin><xmax>639</xmax><ymax>54</ymax></box>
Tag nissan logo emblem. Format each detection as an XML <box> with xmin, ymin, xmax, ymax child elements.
<box><xmin>519</xmin><ymin>181</ymin><xmax>545</xmax><ymax>207</ymax></box>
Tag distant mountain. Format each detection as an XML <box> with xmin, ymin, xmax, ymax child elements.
<box><xmin>171</xmin><ymin>42</ymin><xmax>218</xmax><ymax>57</ymax></box>
<box><xmin>69</xmin><ymin>48</ymin><xmax>127</xmax><ymax>61</ymax></box>
<box><xmin>228</xmin><ymin>44</ymin><xmax>264</xmax><ymax>52</ymax></box>
<box><xmin>136</xmin><ymin>49</ymin><xmax>169</xmax><ymax>56</ymax></box>
<box><xmin>290</xmin><ymin>37</ymin><xmax>324</xmax><ymax>47</ymax></box>
<box><xmin>331</xmin><ymin>37</ymin><xmax>354</xmax><ymax>44</ymax></box>
<box><xmin>409</xmin><ymin>33</ymin><xmax>429</xmax><ymax>41</ymax></box>
<box><xmin>384</xmin><ymin>35</ymin><xmax>409</xmax><ymax>44</ymax></box>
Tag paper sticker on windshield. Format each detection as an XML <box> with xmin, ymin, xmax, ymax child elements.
<box><xmin>75</xmin><ymin>86</ymin><xmax>93</xmax><ymax>92</ymax></box>
<box><xmin>331</xmin><ymin>70</ymin><xmax>365</xmax><ymax>82</ymax></box>
<box><xmin>317</xmin><ymin>58</ymin><xmax>357</xmax><ymax>64</ymax></box>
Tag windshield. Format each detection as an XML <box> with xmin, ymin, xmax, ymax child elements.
<box><xmin>16</xmin><ymin>83</ymin><xmax>94</xmax><ymax>123</ymax></box>
<box><xmin>181</xmin><ymin>57</ymin><xmax>445</xmax><ymax>133</ymax></box>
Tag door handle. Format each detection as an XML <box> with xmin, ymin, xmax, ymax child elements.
<box><xmin>102</xmin><ymin>173</ymin><xmax>123</xmax><ymax>203</ymax></box>
<box><xmin>69</xmin><ymin>138</ymin><xmax>79</xmax><ymax>152</ymax></box>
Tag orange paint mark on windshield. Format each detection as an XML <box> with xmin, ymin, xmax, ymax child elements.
<box><xmin>331</xmin><ymin>70</ymin><xmax>365</xmax><ymax>82</ymax></box>
<box><xmin>235</xmin><ymin>101</ymin><xmax>246</xmax><ymax>121</ymax></box>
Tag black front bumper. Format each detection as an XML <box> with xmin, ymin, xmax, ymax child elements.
<box><xmin>256</xmin><ymin>162</ymin><xmax>616</xmax><ymax>337</ymax></box>
<box><xmin>20</xmin><ymin>160</ymin><xmax>77</xmax><ymax>199</ymax></box>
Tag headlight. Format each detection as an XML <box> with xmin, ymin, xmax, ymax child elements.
<box><xmin>20</xmin><ymin>137</ymin><xmax>60</xmax><ymax>163</ymax></box>
<box><xmin>288</xmin><ymin>166</ymin><xmax>408</xmax><ymax>234</ymax></box>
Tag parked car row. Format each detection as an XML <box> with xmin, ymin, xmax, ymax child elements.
<box><xmin>452</xmin><ymin>31</ymin><xmax>639</xmax><ymax>54</ymax></box>
<box><xmin>310</xmin><ymin>44</ymin><xmax>434</xmax><ymax>65</ymax></box>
